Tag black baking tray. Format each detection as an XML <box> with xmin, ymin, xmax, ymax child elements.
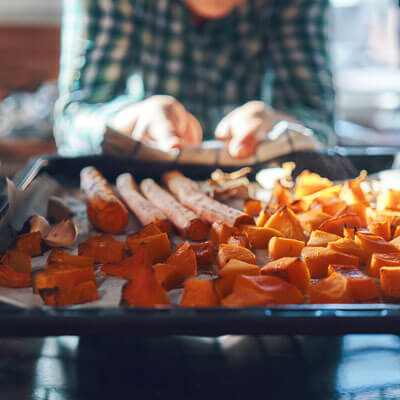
<box><xmin>3</xmin><ymin>147</ymin><xmax>400</xmax><ymax>337</ymax></box>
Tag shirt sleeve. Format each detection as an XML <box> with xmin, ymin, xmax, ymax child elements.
<box><xmin>54</xmin><ymin>0</ymin><xmax>142</xmax><ymax>156</ymax></box>
<box><xmin>266</xmin><ymin>0</ymin><xmax>336</xmax><ymax>146</ymax></box>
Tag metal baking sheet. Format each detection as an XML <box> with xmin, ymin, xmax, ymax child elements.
<box><xmin>0</xmin><ymin>150</ymin><xmax>400</xmax><ymax>336</ymax></box>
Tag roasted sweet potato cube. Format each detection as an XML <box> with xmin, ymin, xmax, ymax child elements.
<box><xmin>368</xmin><ymin>218</ymin><xmax>391</xmax><ymax>241</ymax></box>
<box><xmin>307</xmin><ymin>230</ymin><xmax>341</xmax><ymax>247</ymax></box>
<box><xmin>256</xmin><ymin>210</ymin><xmax>271</xmax><ymax>227</ymax></box>
<box><xmin>217</xmin><ymin>244</ymin><xmax>257</xmax><ymax>269</ymax></box>
<box><xmin>39</xmin><ymin>280</ymin><xmax>99</xmax><ymax>306</ymax></box>
<box><xmin>301</xmin><ymin>246</ymin><xmax>358</xmax><ymax>278</ymax></box>
<box><xmin>1</xmin><ymin>249</ymin><xmax>31</xmax><ymax>273</ymax></box>
<box><xmin>294</xmin><ymin>170</ymin><xmax>333</xmax><ymax>198</ymax></box>
<box><xmin>126</xmin><ymin>232</ymin><xmax>170</xmax><ymax>264</ymax></box>
<box><xmin>355</xmin><ymin>231</ymin><xmax>398</xmax><ymax>265</ymax></box>
<box><xmin>268</xmin><ymin>237</ymin><xmax>305</xmax><ymax>259</ymax></box>
<box><xmin>101</xmin><ymin>249</ymin><xmax>150</xmax><ymax>280</ymax></box>
<box><xmin>380</xmin><ymin>267</ymin><xmax>400</xmax><ymax>299</ymax></box>
<box><xmin>221</xmin><ymin>289</ymin><xmax>274</xmax><ymax>307</ymax></box>
<box><xmin>167</xmin><ymin>241</ymin><xmax>197</xmax><ymax>277</ymax></box>
<box><xmin>177</xmin><ymin>241</ymin><xmax>214</xmax><ymax>265</ymax></box>
<box><xmin>153</xmin><ymin>263</ymin><xmax>184</xmax><ymax>291</ymax></box>
<box><xmin>227</xmin><ymin>232</ymin><xmax>249</xmax><ymax>248</ymax></box>
<box><xmin>343</xmin><ymin>226</ymin><xmax>356</xmax><ymax>240</ymax></box>
<box><xmin>309</xmin><ymin>272</ymin><xmax>353</xmax><ymax>304</ymax></box>
<box><xmin>261</xmin><ymin>257</ymin><xmax>310</xmax><ymax>294</ymax></box>
<box><xmin>336</xmin><ymin>203</ymin><xmax>368</xmax><ymax>227</ymax></box>
<box><xmin>14</xmin><ymin>232</ymin><xmax>42</xmax><ymax>256</ymax></box>
<box><xmin>46</xmin><ymin>249</ymin><xmax>94</xmax><ymax>270</ymax></box>
<box><xmin>267</xmin><ymin>183</ymin><xmax>292</xmax><ymax>212</ymax></box>
<box><xmin>393</xmin><ymin>225</ymin><xmax>400</xmax><ymax>239</ymax></box>
<box><xmin>215</xmin><ymin>259</ymin><xmax>260</xmax><ymax>298</ymax></box>
<box><xmin>32</xmin><ymin>265</ymin><xmax>97</xmax><ymax>294</ymax></box>
<box><xmin>128</xmin><ymin>223</ymin><xmax>162</xmax><ymax>241</ymax></box>
<box><xmin>367</xmin><ymin>252</ymin><xmax>400</xmax><ymax>278</ymax></box>
<box><xmin>0</xmin><ymin>264</ymin><xmax>31</xmax><ymax>288</ymax></box>
<box><xmin>180</xmin><ymin>279</ymin><xmax>220</xmax><ymax>307</ymax></box>
<box><xmin>319</xmin><ymin>214</ymin><xmax>362</xmax><ymax>237</ymax></box>
<box><xmin>311</xmin><ymin>196</ymin><xmax>347</xmax><ymax>217</ymax></box>
<box><xmin>297</xmin><ymin>210</ymin><xmax>331</xmax><ymax>233</ymax></box>
<box><xmin>377</xmin><ymin>189</ymin><xmax>400</xmax><ymax>212</ymax></box>
<box><xmin>233</xmin><ymin>275</ymin><xmax>303</xmax><ymax>305</ymax></box>
<box><xmin>120</xmin><ymin>261</ymin><xmax>170</xmax><ymax>307</ymax></box>
<box><xmin>240</xmin><ymin>225</ymin><xmax>281</xmax><ymax>249</ymax></box>
<box><xmin>327</xmin><ymin>239</ymin><xmax>364</xmax><ymax>261</ymax></box>
<box><xmin>243</xmin><ymin>199</ymin><xmax>263</xmax><ymax>218</ymax></box>
<box><xmin>210</xmin><ymin>222</ymin><xmax>236</xmax><ymax>248</ymax></box>
<box><xmin>340</xmin><ymin>175</ymin><xmax>368</xmax><ymax>205</ymax></box>
<box><xmin>328</xmin><ymin>265</ymin><xmax>379</xmax><ymax>301</ymax></box>
<box><xmin>264</xmin><ymin>206</ymin><xmax>307</xmax><ymax>242</ymax></box>
<box><xmin>78</xmin><ymin>234</ymin><xmax>125</xmax><ymax>264</ymax></box>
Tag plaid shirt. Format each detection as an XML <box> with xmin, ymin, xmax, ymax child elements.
<box><xmin>55</xmin><ymin>0</ymin><xmax>335</xmax><ymax>155</ymax></box>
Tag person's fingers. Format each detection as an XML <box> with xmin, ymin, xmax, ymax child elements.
<box><xmin>183</xmin><ymin>112</ymin><xmax>203</xmax><ymax>146</ymax></box>
<box><xmin>214</xmin><ymin>113</ymin><xmax>233</xmax><ymax>141</ymax></box>
<box><xmin>228</xmin><ymin>117</ymin><xmax>264</xmax><ymax>158</ymax></box>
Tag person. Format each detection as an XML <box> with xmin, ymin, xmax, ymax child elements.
<box><xmin>54</xmin><ymin>0</ymin><xmax>335</xmax><ymax>158</ymax></box>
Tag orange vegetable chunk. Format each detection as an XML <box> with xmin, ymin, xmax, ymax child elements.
<box><xmin>309</xmin><ymin>272</ymin><xmax>352</xmax><ymax>304</ymax></box>
<box><xmin>336</xmin><ymin>203</ymin><xmax>368</xmax><ymax>227</ymax></box>
<box><xmin>153</xmin><ymin>263</ymin><xmax>184</xmax><ymax>291</ymax></box>
<box><xmin>32</xmin><ymin>265</ymin><xmax>97</xmax><ymax>296</ymax></box>
<box><xmin>355</xmin><ymin>231</ymin><xmax>398</xmax><ymax>265</ymax></box>
<box><xmin>302</xmin><ymin>246</ymin><xmax>358</xmax><ymax>278</ymax></box>
<box><xmin>128</xmin><ymin>223</ymin><xmax>161</xmax><ymax>241</ymax></box>
<box><xmin>221</xmin><ymin>289</ymin><xmax>274</xmax><ymax>307</ymax></box>
<box><xmin>0</xmin><ymin>264</ymin><xmax>31</xmax><ymax>288</ymax></box>
<box><xmin>215</xmin><ymin>259</ymin><xmax>260</xmax><ymax>298</ymax></box>
<box><xmin>327</xmin><ymin>265</ymin><xmax>379</xmax><ymax>301</ymax></box>
<box><xmin>101</xmin><ymin>250</ymin><xmax>150</xmax><ymax>280</ymax></box>
<box><xmin>243</xmin><ymin>199</ymin><xmax>263</xmax><ymax>218</ymax></box>
<box><xmin>1</xmin><ymin>249</ymin><xmax>31</xmax><ymax>273</ymax></box>
<box><xmin>294</xmin><ymin>170</ymin><xmax>333</xmax><ymax>198</ymax></box>
<box><xmin>126</xmin><ymin>232</ymin><xmax>170</xmax><ymax>264</ymax></box>
<box><xmin>319</xmin><ymin>214</ymin><xmax>362</xmax><ymax>237</ymax></box>
<box><xmin>120</xmin><ymin>254</ymin><xmax>171</xmax><ymax>307</ymax></box>
<box><xmin>180</xmin><ymin>279</ymin><xmax>220</xmax><ymax>307</ymax></box>
<box><xmin>298</xmin><ymin>210</ymin><xmax>331</xmax><ymax>233</ymax></box>
<box><xmin>368</xmin><ymin>218</ymin><xmax>391</xmax><ymax>241</ymax></box>
<box><xmin>217</xmin><ymin>244</ymin><xmax>257</xmax><ymax>269</ymax></box>
<box><xmin>268</xmin><ymin>237</ymin><xmax>305</xmax><ymax>259</ymax></box>
<box><xmin>327</xmin><ymin>238</ymin><xmax>363</xmax><ymax>261</ymax></box>
<box><xmin>380</xmin><ymin>267</ymin><xmax>400</xmax><ymax>299</ymax></box>
<box><xmin>264</xmin><ymin>206</ymin><xmax>307</xmax><ymax>242</ymax></box>
<box><xmin>39</xmin><ymin>280</ymin><xmax>99</xmax><ymax>306</ymax></box>
<box><xmin>46</xmin><ymin>249</ymin><xmax>94</xmax><ymax>270</ymax></box>
<box><xmin>210</xmin><ymin>222</ymin><xmax>236</xmax><ymax>248</ymax></box>
<box><xmin>227</xmin><ymin>232</ymin><xmax>249</xmax><ymax>248</ymax></box>
<box><xmin>256</xmin><ymin>210</ymin><xmax>271</xmax><ymax>227</ymax></box>
<box><xmin>307</xmin><ymin>230</ymin><xmax>341</xmax><ymax>247</ymax></box>
<box><xmin>78</xmin><ymin>234</ymin><xmax>125</xmax><ymax>264</ymax></box>
<box><xmin>14</xmin><ymin>232</ymin><xmax>42</xmax><ymax>256</ymax></box>
<box><xmin>187</xmin><ymin>241</ymin><xmax>214</xmax><ymax>265</ymax></box>
<box><xmin>343</xmin><ymin>226</ymin><xmax>356</xmax><ymax>240</ymax></box>
<box><xmin>241</xmin><ymin>225</ymin><xmax>281</xmax><ymax>249</ymax></box>
<box><xmin>368</xmin><ymin>252</ymin><xmax>400</xmax><ymax>277</ymax></box>
<box><xmin>233</xmin><ymin>275</ymin><xmax>304</xmax><ymax>304</ymax></box>
<box><xmin>261</xmin><ymin>257</ymin><xmax>310</xmax><ymax>294</ymax></box>
<box><xmin>167</xmin><ymin>241</ymin><xmax>197</xmax><ymax>277</ymax></box>
<box><xmin>267</xmin><ymin>183</ymin><xmax>292</xmax><ymax>212</ymax></box>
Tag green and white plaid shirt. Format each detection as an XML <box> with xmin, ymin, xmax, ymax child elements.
<box><xmin>55</xmin><ymin>0</ymin><xmax>335</xmax><ymax>155</ymax></box>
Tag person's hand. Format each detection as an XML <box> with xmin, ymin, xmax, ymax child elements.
<box><xmin>111</xmin><ymin>95</ymin><xmax>202</xmax><ymax>151</ymax></box>
<box><xmin>215</xmin><ymin>101</ymin><xmax>294</xmax><ymax>159</ymax></box>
